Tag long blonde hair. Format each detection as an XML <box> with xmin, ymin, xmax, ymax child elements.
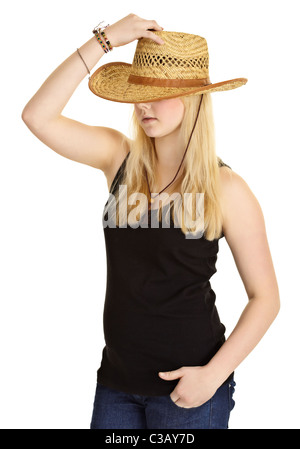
<box><xmin>108</xmin><ymin>93</ymin><xmax>226</xmax><ymax>241</ymax></box>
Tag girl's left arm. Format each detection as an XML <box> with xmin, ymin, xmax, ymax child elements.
<box><xmin>205</xmin><ymin>167</ymin><xmax>281</xmax><ymax>386</ymax></box>
<box><xmin>159</xmin><ymin>168</ymin><xmax>280</xmax><ymax>407</ymax></box>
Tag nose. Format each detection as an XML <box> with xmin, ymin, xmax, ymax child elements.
<box><xmin>135</xmin><ymin>102</ymin><xmax>154</xmax><ymax>118</ymax></box>
<box><xmin>136</xmin><ymin>102</ymin><xmax>152</xmax><ymax>109</ymax></box>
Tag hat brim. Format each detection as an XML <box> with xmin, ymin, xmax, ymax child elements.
<box><xmin>89</xmin><ymin>62</ymin><xmax>248</xmax><ymax>103</ymax></box>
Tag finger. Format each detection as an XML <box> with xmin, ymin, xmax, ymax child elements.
<box><xmin>170</xmin><ymin>393</ymin><xmax>180</xmax><ymax>403</ymax></box>
<box><xmin>159</xmin><ymin>368</ymin><xmax>183</xmax><ymax>380</ymax></box>
<box><xmin>146</xmin><ymin>20</ymin><xmax>164</xmax><ymax>31</ymax></box>
<box><xmin>170</xmin><ymin>396</ymin><xmax>189</xmax><ymax>409</ymax></box>
<box><xmin>174</xmin><ymin>399</ymin><xmax>189</xmax><ymax>409</ymax></box>
<box><xmin>143</xmin><ymin>30</ymin><xmax>165</xmax><ymax>45</ymax></box>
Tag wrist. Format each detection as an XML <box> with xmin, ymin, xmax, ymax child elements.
<box><xmin>200</xmin><ymin>362</ymin><xmax>230</xmax><ymax>390</ymax></box>
<box><xmin>104</xmin><ymin>25</ymin><xmax>117</xmax><ymax>48</ymax></box>
<box><xmin>92</xmin><ymin>21</ymin><xmax>115</xmax><ymax>51</ymax></box>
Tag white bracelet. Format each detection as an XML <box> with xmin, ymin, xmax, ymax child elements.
<box><xmin>93</xmin><ymin>20</ymin><xmax>110</xmax><ymax>35</ymax></box>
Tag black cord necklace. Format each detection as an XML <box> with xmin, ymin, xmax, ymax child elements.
<box><xmin>145</xmin><ymin>94</ymin><xmax>204</xmax><ymax>204</ymax></box>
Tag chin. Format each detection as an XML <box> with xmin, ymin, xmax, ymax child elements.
<box><xmin>144</xmin><ymin>130</ymin><xmax>160</xmax><ymax>138</ymax></box>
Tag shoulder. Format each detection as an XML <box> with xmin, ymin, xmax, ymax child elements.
<box><xmin>219</xmin><ymin>166</ymin><xmax>258</xmax><ymax>203</ymax></box>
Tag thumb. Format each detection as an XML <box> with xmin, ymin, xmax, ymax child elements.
<box><xmin>158</xmin><ymin>368</ymin><xmax>183</xmax><ymax>380</ymax></box>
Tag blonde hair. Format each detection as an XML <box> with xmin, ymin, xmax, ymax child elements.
<box><xmin>108</xmin><ymin>93</ymin><xmax>227</xmax><ymax>241</ymax></box>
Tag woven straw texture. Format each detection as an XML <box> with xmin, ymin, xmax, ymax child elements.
<box><xmin>89</xmin><ymin>31</ymin><xmax>247</xmax><ymax>103</ymax></box>
<box><xmin>130</xmin><ymin>31</ymin><xmax>209</xmax><ymax>79</ymax></box>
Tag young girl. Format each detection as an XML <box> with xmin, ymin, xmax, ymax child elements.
<box><xmin>22</xmin><ymin>13</ymin><xmax>280</xmax><ymax>430</ymax></box>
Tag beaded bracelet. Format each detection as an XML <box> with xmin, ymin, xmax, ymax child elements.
<box><xmin>94</xmin><ymin>31</ymin><xmax>109</xmax><ymax>53</ymax></box>
<box><xmin>100</xmin><ymin>30</ymin><xmax>113</xmax><ymax>51</ymax></box>
<box><xmin>93</xmin><ymin>21</ymin><xmax>113</xmax><ymax>52</ymax></box>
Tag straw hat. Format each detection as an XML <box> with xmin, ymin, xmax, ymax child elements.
<box><xmin>88</xmin><ymin>30</ymin><xmax>247</xmax><ymax>103</ymax></box>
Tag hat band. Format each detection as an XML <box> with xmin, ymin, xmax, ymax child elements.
<box><xmin>128</xmin><ymin>74</ymin><xmax>211</xmax><ymax>88</ymax></box>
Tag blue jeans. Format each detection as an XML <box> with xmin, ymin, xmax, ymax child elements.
<box><xmin>90</xmin><ymin>379</ymin><xmax>236</xmax><ymax>429</ymax></box>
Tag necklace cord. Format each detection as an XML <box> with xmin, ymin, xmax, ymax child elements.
<box><xmin>146</xmin><ymin>94</ymin><xmax>204</xmax><ymax>200</ymax></box>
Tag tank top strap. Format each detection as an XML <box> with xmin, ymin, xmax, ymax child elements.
<box><xmin>109</xmin><ymin>152</ymin><xmax>130</xmax><ymax>194</ymax></box>
<box><xmin>218</xmin><ymin>158</ymin><xmax>232</xmax><ymax>170</ymax></box>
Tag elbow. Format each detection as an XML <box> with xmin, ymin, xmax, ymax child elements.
<box><xmin>249</xmin><ymin>291</ymin><xmax>281</xmax><ymax>322</ymax></box>
<box><xmin>268</xmin><ymin>292</ymin><xmax>281</xmax><ymax>323</ymax></box>
<box><xmin>274</xmin><ymin>294</ymin><xmax>281</xmax><ymax>318</ymax></box>
<box><xmin>22</xmin><ymin>105</ymin><xmax>58</xmax><ymax>131</ymax></box>
<box><xmin>21</xmin><ymin>105</ymin><xmax>34</xmax><ymax>127</ymax></box>
<box><xmin>21</xmin><ymin>106</ymin><xmax>44</xmax><ymax>132</ymax></box>
<box><xmin>272</xmin><ymin>284</ymin><xmax>281</xmax><ymax>318</ymax></box>
<box><xmin>21</xmin><ymin>106</ymin><xmax>28</xmax><ymax>123</ymax></box>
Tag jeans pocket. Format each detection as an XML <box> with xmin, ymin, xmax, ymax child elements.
<box><xmin>168</xmin><ymin>394</ymin><xmax>187</xmax><ymax>409</ymax></box>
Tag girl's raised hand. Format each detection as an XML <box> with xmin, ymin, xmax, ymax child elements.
<box><xmin>105</xmin><ymin>13</ymin><xmax>164</xmax><ymax>48</ymax></box>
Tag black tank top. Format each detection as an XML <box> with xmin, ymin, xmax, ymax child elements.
<box><xmin>97</xmin><ymin>152</ymin><xmax>233</xmax><ymax>396</ymax></box>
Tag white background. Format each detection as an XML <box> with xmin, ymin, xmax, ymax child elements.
<box><xmin>1</xmin><ymin>0</ymin><xmax>299</xmax><ymax>429</ymax></box>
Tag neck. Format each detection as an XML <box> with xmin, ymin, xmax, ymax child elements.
<box><xmin>154</xmin><ymin>126</ymin><xmax>185</xmax><ymax>169</ymax></box>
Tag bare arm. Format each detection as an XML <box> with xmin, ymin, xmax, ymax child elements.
<box><xmin>21</xmin><ymin>35</ymin><xmax>116</xmax><ymax>171</ymax></box>
<box><xmin>159</xmin><ymin>169</ymin><xmax>280</xmax><ymax>408</ymax></box>
<box><xmin>205</xmin><ymin>169</ymin><xmax>280</xmax><ymax>384</ymax></box>
<box><xmin>21</xmin><ymin>14</ymin><xmax>164</xmax><ymax>173</ymax></box>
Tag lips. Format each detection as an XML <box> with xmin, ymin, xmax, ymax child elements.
<box><xmin>142</xmin><ymin>117</ymin><xmax>157</xmax><ymax>122</ymax></box>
